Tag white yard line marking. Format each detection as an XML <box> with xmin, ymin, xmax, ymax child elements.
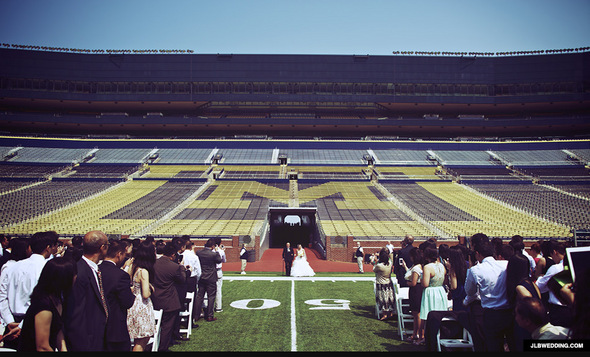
<box><xmin>291</xmin><ymin>279</ymin><xmax>297</xmax><ymax>352</ymax></box>
<box><xmin>225</xmin><ymin>276</ymin><xmax>376</xmax><ymax>281</ymax></box>
<box><xmin>223</xmin><ymin>276</ymin><xmax>379</xmax><ymax>352</ymax></box>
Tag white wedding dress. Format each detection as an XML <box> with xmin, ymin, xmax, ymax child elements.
<box><xmin>290</xmin><ymin>248</ymin><xmax>315</xmax><ymax>277</ymax></box>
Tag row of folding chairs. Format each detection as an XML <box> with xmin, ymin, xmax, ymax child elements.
<box><xmin>382</xmin><ymin>281</ymin><xmax>474</xmax><ymax>352</ymax></box>
<box><xmin>138</xmin><ymin>291</ymin><xmax>195</xmax><ymax>352</ymax></box>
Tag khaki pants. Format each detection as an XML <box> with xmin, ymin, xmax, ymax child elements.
<box><xmin>357</xmin><ymin>256</ymin><xmax>364</xmax><ymax>273</ymax></box>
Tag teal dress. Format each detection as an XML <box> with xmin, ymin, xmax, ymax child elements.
<box><xmin>419</xmin><ymin>262</ymin><xmax>448</xmax><ymax>319</ymax></box>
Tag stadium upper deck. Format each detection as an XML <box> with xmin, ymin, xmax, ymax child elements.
<box><xmin>1</xmin><ymin>48</ymin><xmax>589</xmax><ymax>138</ymax></box>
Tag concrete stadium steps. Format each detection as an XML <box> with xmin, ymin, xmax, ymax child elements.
<box><xmin>142</xmin><ymin>165</ymin><xmax>210</xmax><ymax>178</ymax></box>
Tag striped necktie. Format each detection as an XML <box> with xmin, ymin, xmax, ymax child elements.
<box><xmin>97</xmin><ymin>269</ymin><xmax>109</xmax><ymax>320</ymax></box>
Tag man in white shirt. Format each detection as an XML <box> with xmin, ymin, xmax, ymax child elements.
<box><xmin>355</xmin><ymin>242</ymin><xmax>364</xmax><ymax>273</ymax></box>
<box><xmin>535</xmin><ymin>241</ymin><xmax>571</xmax><ymax>328</ymax></box>
<box><xmin>181</xmin><ymin>240</ymin><xmax>202</xmax><ymax>286</ymax></box>
<box><xmin>385</xmin><ymin>241</ymin><xmax>394</xmax><ymax>263</ymax></box>
<box><xmin>180</xmin><ymin>239</ymin><xmax>201</xmax><ymax>327</ymax></box>
<box><xmin>239</xmin><ymin>244</ymin><xmax>248</xmax><ymax>275</ymax></box>
<box><xmin>213</xmin><ymin>237</ymin><xmax>226</xmax><ymax>313</ymax></box>
<box><xmin>0</xmin><ymin>231</ymin><xmax>58</xmax><ymax>349</ymax></box>
<box><xmin>464</xmin><ymin>241</ymin><xmax>515</xmax><ymax>352</ymax></box>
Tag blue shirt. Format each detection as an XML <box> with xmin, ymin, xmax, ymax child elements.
<box><xmin>464</xmin><ymin>256</ymin><xmax>509</xmax><ymax>310</ymax></box>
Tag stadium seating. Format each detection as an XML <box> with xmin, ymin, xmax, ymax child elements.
<box><xmin>1</xmin><ymin>143</ymin><xmax>589</xmax><ymax>240</ymax></box>
<box><xmin>467</xmin><ymin>183</ymin><xmax>590</xmax><ymax>231</ymax></box>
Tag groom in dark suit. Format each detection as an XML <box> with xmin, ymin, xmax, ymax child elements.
<box><xmin>282</xmin><ymin>242</ymin><xmax>295</xmax><ymax>276</ymax></box>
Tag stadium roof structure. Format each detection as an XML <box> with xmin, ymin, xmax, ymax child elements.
<box><xmin>1</xmin><ymin>48</ymin><xmax>589</xmax><ymax>139</ymax></box>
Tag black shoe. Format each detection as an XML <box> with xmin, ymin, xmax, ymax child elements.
<box><xmin>176</xmin><ymin>336</ymin><xmax>190</xmax><ymax>341</ymax></box>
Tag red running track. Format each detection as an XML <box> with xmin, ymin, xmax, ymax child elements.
<box><xmin>223</xmin><ymin>248</ymin><xmax>374</xmax><ymax>273</ymax></box>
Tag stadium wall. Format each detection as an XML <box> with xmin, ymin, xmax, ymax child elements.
<box><xmin>1</xmin><ymin>136</ymin><xmax>589</xmax><ymax>152</ymax></box>
<box><xmin>1</xmin><ymin>49</ymin><xmax>588</xmax><ymax>111</ymax></box>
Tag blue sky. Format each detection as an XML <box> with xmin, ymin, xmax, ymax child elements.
<box><xmin>1</xmin><ymin>0</ymin><xmax>588</xmax><ymax>55</ymax></box>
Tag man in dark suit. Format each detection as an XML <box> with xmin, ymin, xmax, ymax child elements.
<box><xmin>394</xmin><ymin>235</ymin><xmax>414</xmax><ymax>287</ymax></box>
<box><xmin>0</xmin><ymin>234</ymin><xmax>11</xmax><ymax>262</ymax></box>
<box><xmin>151</xmin><ymin>242</ymin><xmax>187</xmax><ymax>352</ymax></box>
<box><xmin>193</xmin><ymin>238</ymin><xmax>222</xmax><ymax>323</ymax></box>
<box><xmin>64</xmin><ymin>230</ymin><xmax>110</xmax><ymax>351</ymax></box>
<box><xmin>99</xmin><ymin>239</ymin><xmax>135</xmax><ymax>351</ymax></box>
<box><xmin>282</xmin><ymin>242</ymin><xmax>295</xmax><ymax>276</ymax></box>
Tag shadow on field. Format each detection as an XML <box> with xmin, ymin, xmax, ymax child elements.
<box><xmin>353</xmin><ymin>304</ymin><xmax>426</xmax><ymax>352</ymax></box>
<box><xmin>351</xmin><ymin>304</ymin><xmax>375</xmax><ymax>319</ymax></box>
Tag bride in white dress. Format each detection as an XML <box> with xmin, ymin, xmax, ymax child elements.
<box><xmin>290</xmin><ymin>244</ymin><xmax>315</xmax><ymax>277</ymax></box>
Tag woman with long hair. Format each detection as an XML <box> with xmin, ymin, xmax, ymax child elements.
<box><xmin>403</xmin><ymin>247</ymin><xmax>424</xmax><ymax>343</ymax></box>
<box><xmin>127</xmin><ymin>240</ymin><xmax>157</xmax><ymax>351</ymax></box>
<box><xmin>17</xmin><ymin>257</ymin><xmax>77</xmax><ymax>351</ymax></box>
<box><xmin>506</xmin><ymin>253</ymin><xmax>540</xmax><ymax>351</ymax></box>
<box><xmin>372</xmin><ymin>248</ymin><xmax>395</xmax><ymax>320</ymax></box>
<box><xmin>419</xmin><ymin>246</ymin><xmax>448</xmax><ymax>345</ymax></box>
<box><xmin>446</xmin><ymin>245</ymin><xmax>468</xmax><ymax>312</ymax></box>
<box><xmin>506</xmin><ymin>254</ymin><xmax>540</xmax><ymax>306</ymax></box>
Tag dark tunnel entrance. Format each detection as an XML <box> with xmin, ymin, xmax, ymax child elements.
<box><xmin>268</xmin><ymin>207</ymin><xmax>318</xmax><ymax>249</ymax></box>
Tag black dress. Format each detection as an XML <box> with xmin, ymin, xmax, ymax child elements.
<box><xmin>18</xmin><ymin>295</ymin><xmax>63</xmax><ymax>352</ymax></box>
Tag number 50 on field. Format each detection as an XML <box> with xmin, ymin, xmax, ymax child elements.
<box><xmin>230</xmin><ymin>299</ymin><xmax>351</xmax><ymax>310</ymax></box>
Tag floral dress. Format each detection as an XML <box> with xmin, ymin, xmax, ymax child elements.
<box><xmin>374</xmin><ymin>262</ymin><xmax>395</xmax><ymax>314</ymax></box>
<box><xmin>127</xmin><ymin>268</ymin><xmax>156</xmax><ymax>339</ymax></box>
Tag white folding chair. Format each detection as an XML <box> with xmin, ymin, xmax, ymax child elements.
<box><xmin>436</xmin><ymin>316</ymin><xmax>474</xmax><ymax>352</ymax></box>
<box><xmin>393</xmin><ymin>283</ymin><xmax>413</xmax><ymax>340</ymax></box>
<box><xmin>179</xmin><ymin>292</ymin><xmax>195</xmax><ymax>338</ymax></box>
<box><xmin>373</xmin><ymin>280</ymin><xmax>381</xmax><ymax>318</ymax></box>
<box><xmin>148</xmin><ymin>309</ymin><xmax>163</xmax><ymax>352</ymax></box>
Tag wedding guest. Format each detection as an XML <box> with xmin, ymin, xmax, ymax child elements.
<box><xmin>17</xmin><ymin>257</ymin><xmax>76</xmax><ymax>351</ymax></box>
<box><xmin>0</xmin><ymin>231</ymin><xmax>58</xmax><ymax>349</ymax></box>
<box><xmin>99</xmin><ymin>239</ymin><xmax>135</xmax><ymax>351</ymax></box>
<box><xmin>372</xmin><ymin>248</ymin><xmax>395</xmax><ymax>321</ymax></box>
<box><xmin>418</xmin><ymin>247</ymin><xmax>447</xmax><ymax>346</ymax></box>
<box><xmin>151</xmin><ymin>242</ymin><xmax>186</xmax><ymax>352</ymax></box>
<box><xmin>63</xmin><ymin>230</ymin><xmax>110</xmax><ymax>351</ymax></box>
<box><xmin>403</xmin><ymin>247</ymin><xmax>424</xmax><ymax>344</ymax></box>
<box><xmin>127</xmin><ymin>240</ymin><xmax>157</xmax><ymax>352</ymax></box>
<box><xmin>515</xmin><ymin>297</ymin><xmax>569</xmax><ymax>340</ymax></box>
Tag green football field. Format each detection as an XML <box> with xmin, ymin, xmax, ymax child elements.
<box><xmin>171</xmin><ymin>273</ymin><xmax>424</xmax><ymax>352</ymax></box>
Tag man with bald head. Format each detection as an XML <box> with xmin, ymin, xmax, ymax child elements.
<box><xmin>64</xmin><ymin>230</ymin><xmax>110</xmax><ymax>351</ymax></box>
